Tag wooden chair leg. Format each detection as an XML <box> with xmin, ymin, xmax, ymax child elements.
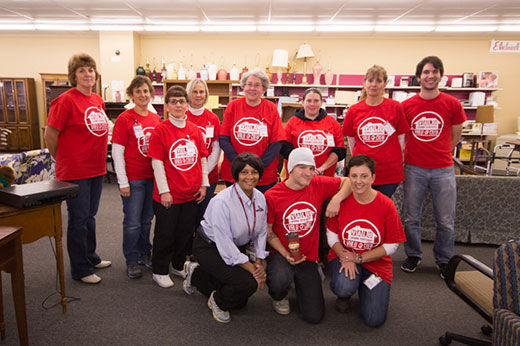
<box><xmin>0</xmin><ymin>272</ymin><xmax>5</xmax><ymax>340</ymax></box>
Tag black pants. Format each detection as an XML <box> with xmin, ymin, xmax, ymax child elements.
<box><xmin>152</xmin><ymin>200</ymin><xmax>198</xmax><ymax>274</ymax></box>
<box><xmin>267</xmin><ymin>252</ymin><xmax>324</xmax><ymax>324</ymax></box>
<box><xmin>191</xmin><ymin>234</ymin><xmax>258</xmax><ymax>311</ymax></box>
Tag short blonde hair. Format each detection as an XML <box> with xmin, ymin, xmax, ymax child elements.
<box><xmin>67</xmin><ymin>53</ymin><xmax>99</xmax><ymax>87</ymax></box>
<box><xmin>359</xmin><ymin>65</ymin><xmax>388</xmax><ymax>101</ymax></box>
<box><xmin>186</xmin><ymin>79</ymin><xmax>209</xmax><ymax>105</ymax></box>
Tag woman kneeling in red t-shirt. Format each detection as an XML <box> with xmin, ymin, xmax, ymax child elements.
<box><xmin>326</xmin><ymin>155</ymin><xmax>406</xmax><ymax>327</ymax></box>
<box><xmin>147</xmin><ymin>86</ymin><xmax>209</xmax><ymax>288</ymax></box>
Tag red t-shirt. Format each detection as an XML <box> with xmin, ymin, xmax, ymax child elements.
<box><xmin>343</xmin><ymin>98</ymin><xmax>409</xmax><ymax>185</ymax></box>
<box><xmin>186</xmin><ymin>109</ymin><xmax>221</xmax><ymax>184</ymax></box>
<box><xmin>220</xmin><ymin>98</ymin><xmax>285</xmax><ymax>185</ymax></box>
<box><xmin>147</xmin><ymin>120</ymin><xmax>208</xmax><ymax>204</ymax></box>
<box><xmin>402</xmin><ymin>92</ymin><xmax>466</xmax><ymax>169</ymax></box>
<box><xmin>47</xmin><ymin>88</ymin><xmax>108</xmax><ymax>181</ymax></box>
<box><xmin>111</xmin><ymin>109</ymin><xmax>161</xmax><ymax>181</ymax></box>
<box><xmin>285</xmin><ymin>114</ymin><xmax>344</xmax><ymax>177</ymax></box>
<box><xmin>327</xmin><ymin>192</ymin><xmax>406</xmax><ymax>284</ymax></box>
<box><xmin>265</xmin><ymin>175</ymin><xmax>341</xmax><ymax>262</ymax></box>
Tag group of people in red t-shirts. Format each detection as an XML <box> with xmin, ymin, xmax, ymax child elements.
<box><xmin>45</xmin><ymin>53</ymin><xmax>464</xmax><ymax>327</ymax></box>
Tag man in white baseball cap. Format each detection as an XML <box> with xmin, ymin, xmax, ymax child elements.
<box><xmin>264</xmin><ymin>147</ymin><xmax>352</xmax><ymax>323</ymax></box>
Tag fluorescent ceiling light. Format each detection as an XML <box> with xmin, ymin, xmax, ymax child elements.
<box><xmin>0</xmin><ymin>24</ymin><xmax>35</xmax><ymax>30</ymax></box>
<box><xmin>201</xmin><ymin>25</ymin><xmax>256</xmax><ymax>32</ymax></box>
<box><xmin>258</xmin><ymin>25</ymin><xmax>314</xmax><ymax>32</ymax></box>
<box><xmin>498</xmin><ymin>25</ymin><xmax>520</xmax><ymax>32</ymax></box>
<box><xmin>316</xmin><ymin>25</ymin><xmax>373</xmax><ymax>32</ymax></box>
<box><xmin>436</xmin><ymin>26</ymin><xmax>497</xmax><ymax>32</ymax></box>
<box><xmin>35</xmin><ymin>24</ymin><xmax>89</xmax><ymax>31</ymax></box>
<box><xmin>89</xmin><ymin>25</ymin><xmax>144</xmax><ymax>31</ymax></box>
<box><xmin>143</xmin><ymin>25</ymin><xmax>200</xmax><ymax>32</ymax></box>
<box><xmin>90</xmin><ymin>18</ymin><xmax>143</xmax><ymax>24</ymax></box>
<box><xmin>375</xmin><ymin>25</ymin><xmax>434</xmax><ymax>32</ymax></box>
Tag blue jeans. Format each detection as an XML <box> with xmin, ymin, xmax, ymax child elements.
<box><xmin>121</xmin><ymin>179</ymin><xmax>154</xmax><ymax>265</ymax></box>
<box><xmin>403</xmin><ymin>164</ymin><xmax>456</xmax><ymax>264</ymax></box>
<box><xmin>196</xmin><ymin>182</ymin><xmax>217</xmax><ymax>225</ymax></box>
<box><xmin>329</xmin><ymin>257</ymin><xmax>391</xmax><ymax>328</ymax></box>
<box><xmin>373</xmin><ymin>183</ymin><xmax>400</xmax><ymax>198</ymax></box>
<box><xmin>267</xmin><ymin>252</ymin><xmax>324</xmax><ymax>324</ymax></box>
<box><xmin>65</xmin><ymin>175</ymin><xmax>104</xmax><ymax>280</ymax></box>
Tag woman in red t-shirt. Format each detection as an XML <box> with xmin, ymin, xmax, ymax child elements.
<box><xmin>281</xmin><ymin>88</ymin><xmax>346</xmax><ymax>177</ymax></box>
<box><xmin>44</xmin><ymin>53</ymin><xmax>111</xmax><ymax>284</ymax></box>
<box><xmin>147</xmin><ymin>86</ymin><xmax>209</xmax><ymax>289</ymax></box>
<box><xmin>326</xmin><ymin>155</ymin><xmax>406</xmax><ymax>327</ymax></box>
<box><xmin>111</xmin><ymin>76</ymin><xmax>161</xmax><ymax>279</ymax></box>
<box><xmin>219</xmin><ymin>68</ymin><xmax>285</xmax><ymax>193</ymax></box>
<box><xmin>343</xmin><ymin>65</ymin><xmax>409</xmax><ymax>198</ymax></box>
<box><xmin>185</xmin><ymin>78</ymin><xmax>221</xmax><ymax>225</ymax></box>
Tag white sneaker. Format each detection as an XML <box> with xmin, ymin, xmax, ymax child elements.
<box><xmin>153</xmin><ymin>274</ymin><xmax>174</xmax><ymax>288</ymax></box>
<box><xmin>272</xmin><ymin>298</ymin><xmax>290</xmax><ymax>315</ymax></box>
<box><xmin>80</xmin><ymin>274</ymin><xmax>101</xmax><ymax>284</ymax></box>
<box><xmin>171</xmin><ymin>262</ymin><xmax>187</xmax><ymax>278</ymax></box>
<box><xmin>207</xmin><ymin>291</ymin><xmax>231</xmax><ymax>323</ymax></box>
<box><xmin>94</xmin><ymin>260</ymin><xmax>112</xmax><ymax>269</ymax></box>
<box><xmin>183</xmin><ymin>261</ymin><xmax>199</xmax><ymax>295</ymax></box>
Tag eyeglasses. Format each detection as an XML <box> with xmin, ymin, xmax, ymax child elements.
<box><xmin>168</xmin><ymin>99</ymin><xmax>187</xmax><ymax>105</ymax></box>
<box><xmin>244</xmin><ymin>83</ymin><xmax>263</xmax><ymax>89</ymax></box>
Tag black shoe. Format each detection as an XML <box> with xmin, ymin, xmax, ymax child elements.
<box><xmin>400</xmin><ymin>256</ymin><xmax>421</xmax><ymax>273</ymax></box>
<box><xmin>335</xmin><ymin>298</ymin><xmax>350</xmax><ymax>313</ymax></box>
<box><xmin>138</xmin><ymin>253</ymin><xmax>152</xmax><ymax>269</ymax></box>
<box><xmin>127</xmin><ymin>264</ymin><xmax>143</xmax><ymax>279</ymax></box>
<box><xmin>437</xmin><ymin>263</ymin><xmax>449</xmax><ymax>280</ymax></box>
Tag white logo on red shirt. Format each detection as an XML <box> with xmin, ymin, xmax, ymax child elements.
<box><xmin>282</xmin><ymin>201</ymin><xmax>317</xmax><ymax>237</ymax></box>
<box><xmin>84</xmin><ymin>106</ymin><xmax>109</xmax><ymax>137</ymax></box>
<box><xmin>358</xmin><ymin>117</ymin><xmax>389</xmax><ymax>148</ymax></box>
<box><xmin>137</xmin><ymin>127</ymin><xmax>155</xmax><ymax>157</ymax></box>
<box><xmin>168</xmin><ymin>138</ymin><xmax>199</xmax><ymax>171</ymax></box>
<box><xmin>297</xmin><ymin>130</ymin><xmax>328</xmax><ymax>156</ymax></box>
<box><xmin>197</xmin><ymin>126</ymin><xmax>212</xmax><ymax>149</ymax></box>
<box><xmin>233</xmin><ymin>117</ymin><xmax>263</xmax><ymax>146</ymax></box>
<box><xmin>411</xmin><ymin>111</ymin><xmax>444</xmax><ymax>142</ymax></box>
<box><xmin>341</xmin><ymin>219</ymin><xmax>381</xmax><ymax>252</ymax></box>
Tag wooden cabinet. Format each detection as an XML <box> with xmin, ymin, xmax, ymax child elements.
<box><xmin>40</xmin><ymin>73</ymin><xmax>71</xmax><ymax>126</ymax></box>
<box><xmin>0</xmin><ymin>78</ymin><xmax>39</xmax><ymax>151</ymax></box>
<box><xmin>163</xmin><ymin>80</ymin><xmax>234</xmax><ymax>120</ymax></box>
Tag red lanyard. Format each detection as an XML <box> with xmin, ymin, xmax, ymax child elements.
<box><xmin>234</xmin><ymin>185</ymin><xmax>256</xmax><ymax>237</ymax></box>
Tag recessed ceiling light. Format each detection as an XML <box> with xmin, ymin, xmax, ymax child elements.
<box><xmin>435</xmin><ymin>26</ymin><xmax>497</xmax><ymax>32</ymax></box>
<box><xmin>200</xmin><ymin>25</ymin><xmax>256</xmax><ymax>32</ymax></box>
<box><xmin>315</xmin><ymin>25</ymin><xmax>373</xmax><ymax>32</ymax></box>
<box><xmin>375</xmin><ymin>25</ymin><xmax>434</xmax><ymax>32</ymax></box>
<box><xmin>257</xmin><ymin>25</ymin><xmax>314</xmax><ymax>32</ymax></box>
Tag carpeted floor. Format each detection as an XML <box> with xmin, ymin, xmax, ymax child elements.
<box><xmin>1</xmin><ymin>181</ymin><xmax>499</xmax><ymax>345</ymax></box>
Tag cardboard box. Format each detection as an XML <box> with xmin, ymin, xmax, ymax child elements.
<box><xmin>475</xmin><ymin>105</ymin><xmax>495</xmax><ymax>123</ymax></box>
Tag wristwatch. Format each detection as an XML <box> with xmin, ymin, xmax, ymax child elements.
<box><xmin>356</xmin><ymin>253</ymin><xmax>363</xmax><ymax>264</ymax></box>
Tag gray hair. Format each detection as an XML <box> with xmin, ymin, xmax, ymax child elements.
<box><xmin>240</xmin><ymin>68</ymin><xmax>270</xmax><ymax>90</ymax></box>
<box><xmin>186</xmin><ymin>78</ymin><xmax>209</xmax><ymax>105</ymax></box>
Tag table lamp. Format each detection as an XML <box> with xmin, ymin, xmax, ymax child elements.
<box><xmin>271</xmin><ymin>49</ymin><xmax>289</xmax><ymax>85</ymax></box>
<box><xmin>296</xmin><ymin>43</ymin><xmax>315</xmax><ymax>84</ymax></box>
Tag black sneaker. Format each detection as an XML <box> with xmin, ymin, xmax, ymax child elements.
<box><xmin>437</xmin><ymin>263</ymin><xmax>449</xmax><ymax>280</ymax></box>
<box><xmin>127</xmin><ymin>264</ymin><xmax>143</xmax><ymax>279</ymax></box>
<box><xmin>400</xmin><ymin>256</ymin><xmax>421</xmax><ymax>273</ymax></box>
<box><xmin>138</xmin><ymin>253</ymin><xmax>152</xmax><ymax>269</ymax></box>
<box><xmin>335</xmin><ymin>298</ymin><xmax>350</xmax><ymax>313</ymax></box>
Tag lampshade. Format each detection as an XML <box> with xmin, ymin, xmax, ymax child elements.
<box><xmin>296</xmin><ymin>43</ymin><xmax>315</xmax><ymax>59</ymax></box>
<box><xmin>271</xmin><ymin>49</ymin><xmax>289</xmax><ymax>68</ymax></box>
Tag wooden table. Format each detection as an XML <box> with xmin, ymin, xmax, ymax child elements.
<box><xmin>0</xmin><ymin>202</ymin><xmax>66</xmax><ymax>313</ymax></box>
<box><xmin>0</xmin><ymin>226</ymin><xmax>28</xmax><ymax>345</ymax></box>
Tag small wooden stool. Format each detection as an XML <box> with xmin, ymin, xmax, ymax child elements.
<box><xmin>0</xmin><ymin>226</ymin><xmax>28</xmax><ymax>345</ymax></box>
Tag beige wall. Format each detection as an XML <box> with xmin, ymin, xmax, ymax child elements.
<box><xmin>1</xmin><ymin>32</ymin><xmax>520</xmax><ymax>149</ymax></box>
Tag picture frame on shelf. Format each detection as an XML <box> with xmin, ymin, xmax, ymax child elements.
<box><xmin>478</xmin><ymin>71</ymin><xmax>499</xmax><ymax>88</ymax></box>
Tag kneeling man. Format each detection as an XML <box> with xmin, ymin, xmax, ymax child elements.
<box><xmin>265</xmin><ymin>147</ymin><xmax>351</xmax><ymax>323</ymax></box>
